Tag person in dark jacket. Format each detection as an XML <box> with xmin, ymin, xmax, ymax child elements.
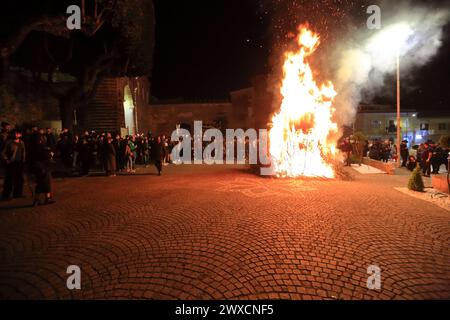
<box><xmin>142</xmin><ymin>137</ymin><xmax>150</xmax><ymax>167</ymax></box>
<box><xmin>57</xmin><ymin>134</ymin><xmax>73</xmax><ymax>172</ymax></box>
<box><xmin>113</xmin><ymin>135</ymin><xmax>124</xmax><ymax>172</ymax></box>
<box><xmin>340</xmin><ymin>137</ymin><xmax>352</xmax><ymax>166</ymax></box>
<box><xmin>151</xmin><ymin>136</ymin><xmax>166</xmax><ymax>175</ymax></box>
<box><xmin>0</xmin><ymin>122</ymin><xmax>12</xmax><ymax>156</ymax></box>
<box><xmin>421</xmin><ymin>143</ymin><xmax>432</xmax><ymax>177</ymax></box>
<box><xmin>400</xmin><ymin>140</ymin><xmax>409</xmax><ymax>167</ymax></box>
<box><xmin>103</xmin><ymin>136</ymin><xmax>117</xmax><ymax>176</ymax></box>
<box><xmin>407</xmin><ymin>155</ymin><xmax>417</xmax><ymax>171</ymax></box>
<box><xmin>443</xmin><ymin>147</ymin><xmax>449</xmax><ymax>172</ymax></box>
<box><xmin>416</xmin><ymin>144</ymin><xmax>424</xmax><ymax>169</ymax></box>
<box><xmin>431</xmin><ymin>145</ymin><xmax>443</xmax><ymax>174</ymax></box>
<box><xmin>32</xmin><ymin>132</ymin><xmax>55</xmax><ymax>205</ymax></box>
<box><xmin>79</xmin><ymin>136</ymin><xmax>91</xmax><ymax>176</ymax></box>
<box><xmin>381</xmin><ymin>142</ymin><xmax>390</xmax><ymax>163</ymax></box>
<box><xmin>72</xmin><ymin>135</ymin><xmax>80</xmax><ymax>169</ymax></box>
<box><xmin>1</xmin><ymin>131</ymin><xmax>26</xmax><ymax>200</ymax></box>
<box><xmin>46</xmin><ymin>128</ymin><xmax>57</xmax><ymax>153</ymax></box>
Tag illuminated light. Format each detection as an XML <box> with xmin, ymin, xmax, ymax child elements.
<box><xmin>367</xmin><ymin>22</ymin><xmax>414</xmax><ymax>56</ymax></box>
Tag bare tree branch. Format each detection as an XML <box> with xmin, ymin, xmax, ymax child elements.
<box><xmin>1</xmin><ymin>2</ymin><xmax>114</xmax><ymax>61</ymax></box>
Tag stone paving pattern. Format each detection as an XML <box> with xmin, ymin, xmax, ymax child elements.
<box><xmin>0</xmin><ymin>165</ymin><xmax>449</xmax><ymax>300</ymax></box>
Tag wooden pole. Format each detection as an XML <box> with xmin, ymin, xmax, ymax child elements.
<box><xmin>81</xmin><ymin>0</ymin><xmax>86</xmax><ymax>22</ymax></box>
<box><xmin>396</xmin><ymin>50</ymin><xmax>401</xmax><ymax>167</ymax></box>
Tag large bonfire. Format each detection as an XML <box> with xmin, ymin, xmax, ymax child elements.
<box><xmin>269</xmin><ymin>25</ymin><xmax>338</xmax><ymax>178</ymax></box>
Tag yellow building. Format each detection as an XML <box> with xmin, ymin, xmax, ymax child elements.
<box><xmin>354</xmin><ymin>104</ymin><xmax>450</xmax><ymax>145</ymax></box>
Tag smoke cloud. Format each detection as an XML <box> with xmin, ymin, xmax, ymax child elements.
<box><xmin>332</xmin><ymin>0</ymin><xmax>450</xmax><ymax>126</ymax></box>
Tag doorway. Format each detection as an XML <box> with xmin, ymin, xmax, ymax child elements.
<box><xmin>123</xmin><ymin>85</ymin><xmax>136</xmax><ymax>135</ymax></box>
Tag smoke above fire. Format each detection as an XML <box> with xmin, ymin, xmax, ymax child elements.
<box><xmin>332</xmin><ymin>0</ymin><xmax>450</xmax><ymax>126</ymax></box>
<box><xmin>261</xmin><ymin>0</ymin><xmax>449</xmax><ymax>128</ymax></box>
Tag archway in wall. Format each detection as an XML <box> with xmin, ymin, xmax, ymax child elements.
<box><xmin>123</xmin><ymin>85</ymin><xmax>136</xmax><ymax>135</ymax></box>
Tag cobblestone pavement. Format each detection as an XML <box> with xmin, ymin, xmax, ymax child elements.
<box><xmin>0</xmin><ymin>165</ymin><xmax>449</xmax><ymax>300</ymax></box>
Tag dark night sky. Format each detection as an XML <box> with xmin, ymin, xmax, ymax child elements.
<box><xmin>151</xmin><ymin>1</ymin><xmax>270</xmax><ymax>100</ymax></box>
<box><xmin>151</xmin><ymin>0</ymin><xmax>450</xmax><ymax>112</ymax></box>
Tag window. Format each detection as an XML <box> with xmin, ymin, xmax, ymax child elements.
<box><xmin>438</xmin><ymin>123</ymin><xmax>447</xmax><ymax>131</ymax></box>
<box><xmin>371</xmin><ymin>120</ymin><xmax>382</xmax><ymax>129</ymax></box>
<box><xmin>387</xmin><ymin>120</ymin><xmax>397</xmax><ymax>133</ymax></box>
<box><xmin>420</xmin><ymin>123</ymin><xmax>429</xmax><ymax>131</ymax></box>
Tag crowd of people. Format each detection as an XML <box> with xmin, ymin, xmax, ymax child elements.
<box><xmin>2</xmin><ymin>120</ymin><xmax>449</xmax><ymax>203</ymax></box>
<box><xmin>367</xmin><ymin>140</ymin><xmax>398</xmax><ymax>163</ymax></box>
<box><xmin>0</xmin><ymin>122</ymin><xmax>173</xmax><ymax>204</ymax></box>
<box><xmin>56</xmin><ymin>130</ymin><xmax>174</xmax><ymax>177</ymax></box>
<box><xmin>339</xmin><ymin>136</ymin><xmax>449</xmax><ymax>177</ymax></box>
<box><xmin>1</xmin><ymin>124</ymin><xmax>54</xmax><ymax>205</ymax></box>
<box><xmin>411</xmin><ymin>142</ymin><xmax>449</xmax><ymax>177</ymax></box>
<box><xmin>364</xmin><ymin>138</ymin><xmax>449</xmax><ymax>176</ymax></box>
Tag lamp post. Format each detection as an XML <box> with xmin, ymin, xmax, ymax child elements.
<box><xmin>367</xmin><ymin>23</ymin><xmax>413</xmax><ymax>166</ymax></box>
<box><xmin>447</xmin><ymin>155</ymin><xmax>450</xmax><ymax>194</ymax></box>
<box><xmin>396</xmin><ymin>49</ymin><xmax>401</xmax><ymax>167</ymax></box>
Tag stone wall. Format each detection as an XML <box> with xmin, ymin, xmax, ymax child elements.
<box><xmin>0</xmin><ymin>72</ymin><xmax>61</xmax><ymax>129</ymax></box>
<box><xmin>147</xmin><ymin>75</ymin><xmax>276</xmax><ymax>136</ymax></box>
<box><xmin>230</xmin><ymin>88</ymin><xmax>253</xmax><ymax>129</ymax></box>
<box><xmin>251</xmin><ymin>75</ymin><xmax>275</xmax><ymax>130</ymax></box>
<box><xmin>149</xmin><ymin>102</ymin><xmax>233</xmax><ymax>136</ymax></box>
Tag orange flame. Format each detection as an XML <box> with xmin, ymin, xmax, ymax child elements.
<box><xmin>269</xmin><ymin>26</ymin><xmax>338</xmax><ymax>178</ymax></box>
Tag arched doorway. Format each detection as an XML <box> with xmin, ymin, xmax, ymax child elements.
<box><xmin>123</xmin><ymin>85</ymin><xmax>136</xmax><ymax>135</ymax></box>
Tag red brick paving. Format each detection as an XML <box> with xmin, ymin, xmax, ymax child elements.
<box><xmin>0</xmin><ymin>165</ymin><xmax>449</xmax><ymax>299</ymax></box>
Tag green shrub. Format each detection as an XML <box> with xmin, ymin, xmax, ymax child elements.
<box><xmin>408</xmin><ymin>166</ymin><xmax>425</xmax><ymax>192</ymax></box>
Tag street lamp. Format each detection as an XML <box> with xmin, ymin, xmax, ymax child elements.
<box><xmin>396</xmin><ymin>48</ymin><xmax>401</xmax><ymax>166</ymax></box>
<box><xmin>447</xmin><ymin>155</ymin><xmax>450</xmax><ymax>195</ymax></box>
<box><xmin>367</xmin><ymin>23</ymin><xmax>413</xmax><ymax>166</ymax></box>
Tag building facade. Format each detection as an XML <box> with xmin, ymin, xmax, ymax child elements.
<box><xmin>354</xmin><ymin>104</ymin><xmax>450</xmax><ymax>145</ymax></box>
<box><xmin>148</xmin><ymin>101</ymin><xmax>233</xmax><ymax>136</ymax></box>
<box><xmin>79</xmin><ymin>76</ymin><xmax>151</xmax><ymax>136</ymax></box>
<box><xmin>147</xmin><ymin>75</ymin><xmax>274</xmax><ymax>136</ymax></box>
